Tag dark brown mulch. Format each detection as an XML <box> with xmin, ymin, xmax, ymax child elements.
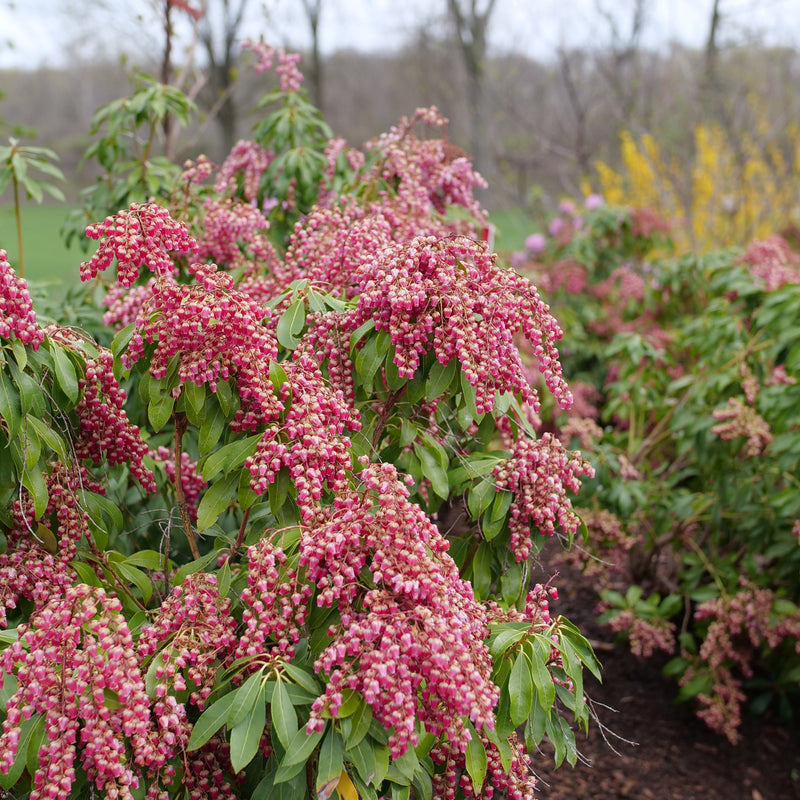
<box><xmin>527</xmin><ymin>553</ymin><xmax>800</xmax><ymax>800</ymax></box>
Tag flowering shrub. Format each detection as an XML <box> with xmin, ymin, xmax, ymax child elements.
<box><xmin>513</xmin><ymin>197</ymin><xmax>800</xmax><ymax>744</ymax></box>
<box><xmin>0</xmin><ymin>52</ymin><xmax>599</xmax><ymax>799</ymax></box>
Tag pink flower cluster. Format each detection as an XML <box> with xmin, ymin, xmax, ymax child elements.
<box><xmin>197</xmin><ymin>197</ymin><xmax>279</xmax><ymax>274</ymax></box>
<box><xmin>122</xmin><ymin>263</ymin><xmax>277</xmax><ymax>393</ymax></box>
<box><xmin>711</xmin><ymin>397</ymin><xmax>773</xmax><ymax>457</ymax></box>
<box><xmin>363</xmin><ymin>106</ymin><xmax>488</xmax><ymax>241</ymax></box>
<box><xmin>604</xmin><ymin>608</ymin><xmax>676</xmax><ymax>658</ymax></box>
<box><xmin>431</xmin><ymin>731</ymin><xmax>537</xmax><ymax>800</ymax></box>
<box><xmin>0</xmin><ymin>249</ymin><xmax>44</xmax><ymax>349</ymax></box>
<box><xmin>493</xmin><ymin>428</ymin><xmax>594</xmax><ymax>561</ymax></box>
<box><xmin>138</xmin><ymin>573</ymin><xmax>238</xmax><ymax>711</ymax></box>
<box><xmin>352</xmin><ymin>235</ymin><xmax>573</xmax><ymax>414</ymax></box>
<box><xmin>303</xmin><ymin>462</ymin><xmax>498</xmax><ymax>758</ymax></box>
<box><xmin>739</xmin><ymin>234</ymin><xmax>800</xmax><ymax>291</ymax></box>
<box><xmin>0</xmin><ymin>585</ymin><xmax>153</xmax><ymax>800</ymax></box>
<box><xmin>245</xmin><ymin>350</ymin><xmax>359</xmax><ymax>516</ymax></box>
<box><xmin>243</xmin><ymin>39</ymin><xmax>304</xmax><ymax>92</ymax></box>
<box><xmin>151</xmin><ymin>446</ymin><xmax>207</xmax><ymax>521</ymax></box>
<box><xmin>70</xmin><ymin>342</ymin><xmax>156</xmax><ymax>493</ymax></box>
<box><xmin>81</xmin><ymin>203</ymin><xmax>198</xmax><ymax>287</ymax></box>
<box><xmin>236</xmin><ymin>538</ymin><xmax>313</xmax><ymax>659</ymax></box>
<box><xmin>103</xmin><ymin>279</ymin><xmax>155</xmax><ymax>330</ymax></box>
<box><xmin>214</xmin><ymin>139</ymin><xmax>273</xmax><ymax>202</ymax></box>
<box><xmin>688</xmin><ymin>581</ymin><xmax>800</xmax><ymax>743</ymax></box>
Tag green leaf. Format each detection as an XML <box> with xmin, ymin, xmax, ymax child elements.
<box><xmin>22</xmin><ymin>462</ymin><xmax>48</xmax><ymax>519</ymax></box>
<box><xmin>123</xmin><ymin>550</ymin><xmax>166</xmax><ymax>571</ymax></box>
<box><xmin>316</xmin><ymin>729</ymin><xmax>344</xmax><ymax>792</ymax></box>
<box><xmin>508</xmin><ymin>650</ymin><xmax>534</xmax><ymax>726</ymax></box>
<box><xmin>426</xmin><ymin>358</ymin><xmax>457</xmax><ymax>400</ymax></box>
<box><xmin>184</xmin><ymin>380</ymin><xmax>206</xmax><ymax>419</ymax></box>
<box><xmin>282</xmin><ymin>661</ymin><xmax>321</xmax><ymax>695</ymax></box>
<box><xmin>529</xmin><ymin>638</ymin><xmax>556</xmax><ymax>712</ymax></box>
<box><xmin>343</xmin><ymin>698</ymin><xmax>373</xmax><ymax>749</ymax></box>
<box><xmin>187</xmin><ymin>691</ymin><xmax>237</xmax><ymax>751</ymax></box>
<box><xmin>414</xmin><ymin>443</ymin><xmax>449</xmax><ymax>500</ymax></box>
<box><xmin>117</xmin><ymin>562</ymin><xmax>154</xmax><ymax>604</ymax></box>
<box><xmin>148</xmin><ymin>391</ymin><xmax>175</xmax><ymax>432</ymax></box>
<box><xmin>196</xmin><ymin>472</ymin><xmax>238</xmax><ymax>531</ymax></box>
<box><xmin>230</xmin><ymin>687</ymin><xmax>267</xmax><ymax>773</ymax></box>
<box><xmin>173</xmin><ymin>549</ymin><xmax>220</xmax><ymax>586</ymax></box>
<box><xmin>277</xmin><ymin>724</ymin><xmax>326</xmax><ymax>772</ymax></box>
<box><xmin>467</xmin><ymin>479</ymin><xmax>494</xmax><ymax>519</ymax></box>
<box><xmin>0</xmin><ymin>368</ymin><xmax>21</xmax><ymax>438</ymax></box>
<box><xmin>49</xmin><ymin>342</ymin><xmax>80</xmax><ymax>404</ymax></box>
<box><xmin>199</xmin><ymin>399</ymin><xmax>227</xmax><ymax>453</ymax></box>
<box><xmin>25</xmin><ymin>414</ymin><xmax>67</xmax><ymax>460</ymax></box>
<box><xmin>465</xmin><ymin>725</ymin><xmax>488</xmax><ymax>794</ymax></box>
<box><xmin>228</xmin><ymin>670</ymin><xmax>266</xmax><ymax>729</ymax></box>
<box><xmin>200</xmin><ymin>434</ymin><xmax>261</xmax><ymax>482</ymax></box>
<box><xmin>271</xmin><ymin>677</ymin><xmax>299</xmax><ymax>748</ymax></box>
<box><xmin>277</xmin><ymin>298</ymin><xmax>306</xmax><ymax>350</ymax></box>
<box><xmin>488</xmin><ymin>622</ymin><xmax>530</xmax><ymax>659</ymax></box>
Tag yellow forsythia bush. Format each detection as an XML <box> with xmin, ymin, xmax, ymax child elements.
<box><xmin>595</xmin><ymin>121</ymin><xmax>800</xmax><ymax>252</ymax></box>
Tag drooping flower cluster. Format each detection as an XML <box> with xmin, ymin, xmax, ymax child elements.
<box><xmin>122</xmin><ymin>263</ymin><xmax>276</xmax><ymax>391</ymax></box>
<box><xmin>711</xmin><ymin>397</ymin><xmax>773</xmax><ymax>457</ymax></box>
<box><xmin>196</xmin><ymin>197</ymin><xmax>280</xmax><ymax>274</ymax></box>
<box><xmin>492</xmin><ymin>426</ymin><xmax>594</xmax><ymax>561</ymax></box>
<box><xmin>243</xmin><ymin>39</ymin><xmax>304</xmax><ymax>92</ymax></box>
<box><xmin>103</xmin><ymin>279</ymin><xmax>155</xmax><ymax>330</ymax></box>
<box><xmin>69</xmin><ymin>342</ymin><xmax>157</xmax><ymax>493</ymax></box>
<box><xmin>236</xmin><ymin>538</ymin><xmax>313</xmax><ymax>659</ymax></box>
<box><xmin>214</xmin><ymin>139</ymin><xmax>273</xmax><ymax>202</ymax></box>
<box><xmin>151</xmin><ymin>446</ymin><xmax>207</xmax><ymax>522</ymax></box>
<box><xmin>739</xmin><ymin>234</ymin><xmax>800</xmax><ymax>291</ymax></box>
<box><xmin>683</xmin><ymin>581</ymin><xmax>800</xmax><ymax>743</ymax></box>
<box><xmin>363</xmin><ymin>106</ymin><xmax>487</xmax><ymax>241</ymax></box>
<box><xmin>604</xmin><ymin>607</ymin><xmax>676</xmax><ymax>658</ymax></box>
<box><xmin>303</xmin><ymin>461</ymin><xmax>499</xmax><ymax>758</ymax></box>
<box><xmin>430</xmin><ymin>732</ymin><xmax>537</xmax><ymax>800</ymax></box>
<box><xmin>81</xmin><ymin>202</ymin><xmax>198</xmax><ymax>287</ymax></box>
<box><xmin>0</xmin><ymin>249</ymin><xmax>44</xmax><ymax>349</ymax></box>
<box><xmin>245</xmin><ymin>350</ymin><xmax>360</xmax><ymax>516</ymax></box>
<box><xmin>0</xmin><ymin>585</ymin><xmax>153</xmax><ymax>800</ymax></box>
<box><xmin>351</xmin><ymin>235</ymin><xmax>573</xmax><ymax>413</ymax></box>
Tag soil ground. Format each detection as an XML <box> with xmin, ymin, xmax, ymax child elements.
<box><xmin>528</xmin><ymin>549</ymin><xmax>800</xmax><ymax>800</ymax></box>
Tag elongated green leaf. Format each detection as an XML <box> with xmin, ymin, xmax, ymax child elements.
<box><xmin>199</xmin><ymin>399</ymin><xmax>227</xmax><ymax>453</ymax></box>
<box><xmin>426</xmin><ymin>357</ymin><xmax>457</xmax><ymax>400</ymax></box>
<box><xmin>187</xmin><ymin>691</ymin><xmax>237</xmax><ymax>751</ymax></box>
<box><xmin>228</xmin><ymin>670</ymin><xmax>266</xmax><ymax>729</ymax></box>
<box><xmin>22</xmin><ymin>462</ymin><xmax>48</xmax><ymax>519</ymax></box>
<box><xmin>123</xmin><ymin>550</ymin><xmax>166</xmax><ymax>571</ymax></box>
<box><xmin>528</xmin><ymin>638</ymin><xmax>556</xmax><ymax>712</ymax></box>
<box><xmin>343</xmin><ymin>698</ymin><xmax>373</xmax><ymax>749</ymax></box>
<box><xmin>271</xmin><ymin>677</ymin><xmax>298</xmax><ymax>748</ymax></box>
<box><xmin>196</xmin><ymin>472</ymin><xmax>238</xmax><ymax>531</ymax></box>
<box><xmin>200</xmin><ymin>434</ymin><xmax>261</xmax><ymax>482</ymax></box>
<box><xmin>488</xmin><ymin>623</ymin><xmax>531</xmax><ymax>659</ymax></box>
<box><xmin>25</xmin><ymin>414</ymin><xmax>67</xmax><ymax>460</ymax></box>
<box><xmin>277</xmin><ymin>724</ymin><xmax>325</xmax><ymax>772</ymax></box>
<box><xmin>508</xmin><ymin>651</ymin><xmax>533</xmax><ymax>727</ymax></box>
<box><xmin>276</xmin><ymin>299</ymin><xmax>306</xmax><ymax>350</ymax></box>
<box><xmin>414</xmin><ymin>443</ymin><xmax>449</xmax><ymax>499</ymax></box>
<box><xmin>282</xmin><ymin>661</ymin><xmax>321</xmax><ymax>695</ymax></box>
<box><xmin>183</xmin><ymin>380</ymin><xmax>206</xmax><ymax>419</ymax></box>
<box><xmin>0</xmin><ymin>369</ymin><xmax>21</xmax><ymax>438</ymax></box>
<box><xmin>316</xmin><ymin>729</ymin><xmax>344</xmax><ymax>791</ymax></box>
<box><xmin>117</xmin><ymin>562</ymin><xmax>153</xmax><ymax>605</ymax></box>
<box><xmin>465</xmin><ymin>726</ymin><xmax>487</xmax><ymax>794</ymax></box>
<box><xmin>173</xmin><ymin>549</ymin><xmax>220</xmax><ymax>586</ymax></box>
<box><xmin>230</xmin><ymin>688</ymin><xmax>267</xmax><ymax>773</ymax></box>
<box><xmin>50</xmin><ymin>342</ymin><xmax>80</xmax><ymax>404</ymax></box>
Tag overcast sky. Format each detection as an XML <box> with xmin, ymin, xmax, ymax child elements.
<box><xmin>0</xmin><ymin>0</ymin><xmax>798</xmax><ymax>70</ymax></box>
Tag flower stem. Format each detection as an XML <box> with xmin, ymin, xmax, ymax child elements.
<box><xmin>174</xmin><ymin>413</ymin><xmax>201</xmax><ymax>560</ymax></box>
<box><xmin>12</xmin><ymin>174</ymin><xmax>24</xmax><ymax>278</ymax></box>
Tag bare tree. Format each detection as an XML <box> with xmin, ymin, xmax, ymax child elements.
<box><xmin>445</xmin><ymin>0</ymin><xmax>498</xmax><ymax>176</ymax></box>
<box><xmin>300</xmin><ymin>0</ymin><xmax>324</xmax><ymax>110</ymax></box>
<box><xmin>199</xmin><ymin>0</ymin><xmax>250</xmax><ymax>153</ymax></box>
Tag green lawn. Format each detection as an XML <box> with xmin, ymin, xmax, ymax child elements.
<box><xmin>489</xmin><ymin>207</ymin><xmax>534</xmax><ymax>254</ymax></box>
<box><xmin>0</xmin><ymin>204</ymin><xmax>82</xmax><ymax>296</ymax></box>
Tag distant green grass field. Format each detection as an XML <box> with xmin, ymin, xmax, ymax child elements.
<box><xmin>488</xmin><ymin>207</ymin><xmax>534</xmax><ymax>254</ymax></box>
<box><xmin>0</xmin><ymin>204</ymin><xmax>81</xmax><ymax>296</ymax></box>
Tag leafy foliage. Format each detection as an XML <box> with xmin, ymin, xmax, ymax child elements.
<box><xmin>0</xmin><ymin>51</ymin><xmax>597</xmax><ymax>800</ymax></box>
<box><xmin>514</xmin><ymin>198</ymin><xmax>800</xmax><ymax>744</ymax></box>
